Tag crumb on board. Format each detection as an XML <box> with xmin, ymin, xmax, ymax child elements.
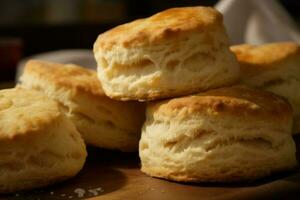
<box><xmin>88</xmin><ymin>187</ymin><xmax>104</xmax><ymax>196</ymax></box>
<box><xmin>74</xmin><ymin>188</ymin><xmax>86</xmax><ymax>198</ymax></box>
<box><xmin>11</xmin><ymin>186</ymin><xmax>104</xmax><ymax>199</ymax></box>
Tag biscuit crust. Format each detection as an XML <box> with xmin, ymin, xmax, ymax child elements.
<box><xmin>94</xmin><ymin>7</ymin><xmax>222</xmax><ymax>50</ymax></box>
<box><xmin>149</xmin><ymin>86</ymin><xmax>292</xmax><ymax>124</ymax></box>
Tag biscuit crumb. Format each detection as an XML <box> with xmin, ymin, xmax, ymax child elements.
<box><xmin>88</xmin><ymin>187</ymin><xmax>104</xmax><ymax>196</ymax></box>
<box><xmin>74</xmin><ymin>188</ymin><xmax>86</xmax><ymax>198</ymax></box>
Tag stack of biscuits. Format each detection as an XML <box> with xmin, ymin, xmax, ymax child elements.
<box><xmin>0</xmin><ymin>6</ymin><xmax>298</xmax><ymax>193</ymax></box>
<box><xmin>93</xmin><ymin>6</ymin><xmax>298</xmax><ymax>182</ymax></box>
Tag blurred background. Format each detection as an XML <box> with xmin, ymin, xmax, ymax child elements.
<box><xmin>0</xmin><ymin>0</ymin><xmax>299</xmax><ymax>84</ymax></box>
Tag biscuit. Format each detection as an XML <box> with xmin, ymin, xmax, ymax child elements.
<box><xmin>20</xmin><ymin>60</ymin><xmax>145</xmax><ymax>152</ymax></box>
<box><xmin>94</xmin><ymin>6</ymin><xmax>240</xmax><ymax>101</ymax></box>
<box><xmin>0</xmin><ymin>88</ymin><xmax>87</xmax><ymax>193</ymax></box>
<box><xmin>231</xmin><ymin>42</ymin><xmax>300</xmax><ymax>134</ymax></box>
<box><xmin>139</xmin><ymin>86</ymin><xmax>297</xmax><ymax>182</ymax></box>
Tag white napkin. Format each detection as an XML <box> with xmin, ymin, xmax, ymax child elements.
<box><xmin>215</xmin><ymin>0</ymin><xmax>300</xmax><ymax>44</ymax></box>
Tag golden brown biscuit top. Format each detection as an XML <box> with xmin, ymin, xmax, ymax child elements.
<box><xmin>149</xmin><ymin>86</ymin><xmax>292</xmax><ymax>123</ymax></box>
<box><xmin>231</xmin><ymin>42</ymin><xmax>300</xmax><ymax>67</ymax></box>
<box><xmin>94</xmin><ymin>6</ymin><xmax>223</xmax><ymax>50</ymax></box>
<box><xmin>23</xmin><ymin>60</ymin><xmax>105</xmax><ymax>96</ymax></box>
<box><xmin>0</xmin><ymin>88</ymin><xmax>61</xmax><ymax>139</ymax></box>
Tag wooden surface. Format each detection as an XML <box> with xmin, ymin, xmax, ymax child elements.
<box><xmin>1</xmin><ymin>136</ymin><xmax>300</xmax><ymax>200</ymax></box>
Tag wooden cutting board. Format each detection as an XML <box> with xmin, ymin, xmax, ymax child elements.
<box><xmin>1</xmin><ymin>136</ymin><xmax>300</xmax><ymax>200</ymax></box>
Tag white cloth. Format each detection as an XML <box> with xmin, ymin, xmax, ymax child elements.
<box><xmin>215</xmin><ymin>0</ymin><xmax>300</xmax><ymax>44</ymax></box>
